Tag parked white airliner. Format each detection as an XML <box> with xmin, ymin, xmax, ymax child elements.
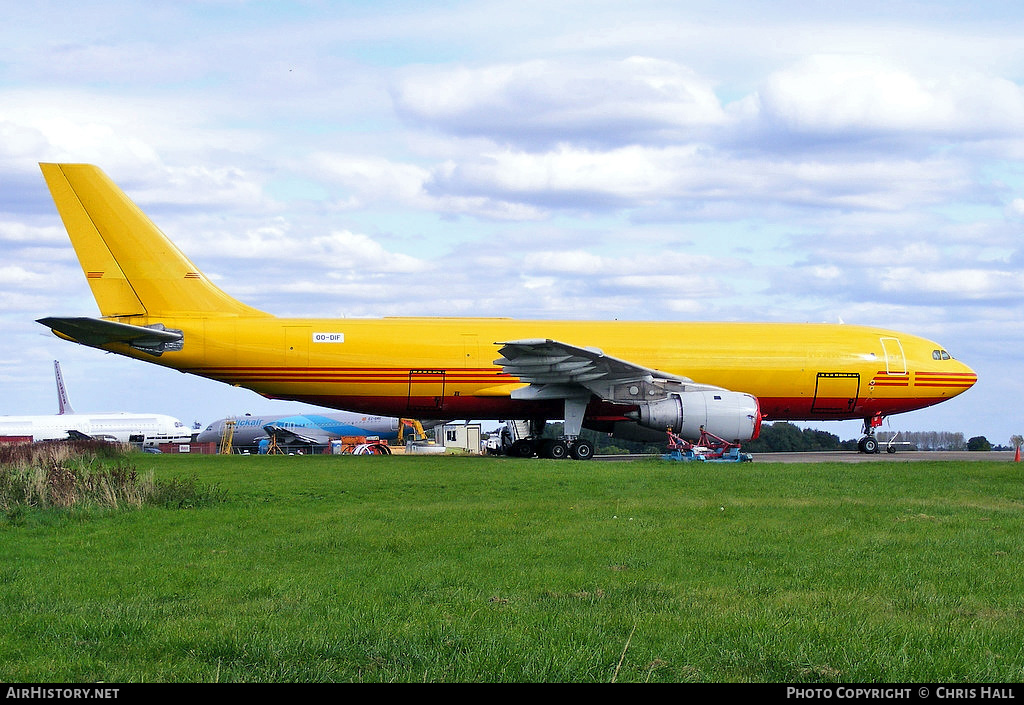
<box><xmin>0</xmin><ymin>361</ymin><xmax>193</xmax><ymax>447</ymax></box>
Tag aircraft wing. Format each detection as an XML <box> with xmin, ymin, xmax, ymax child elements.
<box><xmin>494</xmin><ymin>338</ymin><xmax>723</xmax><ymax>403</ymax></box>
<box><xmin>262</xmin><ymin>424</ymin><xmax>333</xmax><ymax>445</ymax></box>
<box><xmin>494</xmin><ymin>338</ymin><xmax>761</xmax><ymax>444</ymax></box>
<box><xmin>37</xmin><ymin>317</ymin><xmax>183</xmax><ymax>356</ymax></box>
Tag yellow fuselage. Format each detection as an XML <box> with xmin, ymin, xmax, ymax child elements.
<box><xmin>106</xmin><ymin>314</ymin><xmax>976</xmax><ymax>425</ymax></box>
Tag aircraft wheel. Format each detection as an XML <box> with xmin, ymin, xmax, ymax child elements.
<box><xmin>860</xmin><ymin>437</ymin><xmax>878</xmax><ymax>454</ymax></box>
<box><xmin>511</xmin><ymin>439</ymin><xmax>536</xmax><ymax>458</ymax></box>
<box><xmin>570</xmin><ymin>440</ymin><xmax>595</xmax><ymax>460</ymax></box>
<box><xmin>546</xmin><ymin>440</ymin><xmax>569</xmax><ymax>460</ymax></box>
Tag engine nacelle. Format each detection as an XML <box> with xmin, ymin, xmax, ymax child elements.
<box><xmin>630</xmin><ymin>390</ymin><xmax>761</xmax><ymax>442</ymax></box>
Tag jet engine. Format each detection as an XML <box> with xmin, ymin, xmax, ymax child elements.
<box><xmin>627</xmin><ymin>390</ymin><xmax>761</xmax><ymax>442</ymax></box>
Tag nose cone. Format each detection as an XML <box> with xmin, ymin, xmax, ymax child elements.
<box><xmin>922</xmin><ymin>357</ymin><xmax>977</xmax><ymax>398</ymax></box>
<box><xmin>954</xmin><ymin>359</ymin><xmax>978</xmax><ymax>395</ymax></box>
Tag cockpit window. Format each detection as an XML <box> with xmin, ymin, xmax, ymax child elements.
<box><xmin>932</xmin><ymin>349</ymin><xmax>952</xmax><ymax>360</ymax></box>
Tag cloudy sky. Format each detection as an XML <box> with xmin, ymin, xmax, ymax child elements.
<box><xmin>1</xmin><ymin>0</ymin><xmax>1021</xmax><ymax>445</ymax></box>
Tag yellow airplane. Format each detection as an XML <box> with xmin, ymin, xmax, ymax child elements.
<box><xmin>36</xmin><ymin>163</ymin><xmax>977</xmax><ymax>459</ymax></box>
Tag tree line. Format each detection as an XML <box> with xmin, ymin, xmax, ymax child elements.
<box><xmin>876</xmin><ymin>430</ymin><xmax>970</xmax><ymax>450</ymax></box>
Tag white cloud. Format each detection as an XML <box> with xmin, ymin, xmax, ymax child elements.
<box><xmin>393</xmin><ymin>57</ymin><xmax>728</xmax><ymax>146</ymax></box>
<box><xmin>749</xmin><ymin>54</ymin><xmax>1024</xmax><ymax>137</ymax></box>
<box><xmin>879</xmin><ymin>267</ymin><xmax>1024</xmax><ymax>301</ymax></box>
<box><xmin>312</xmin><ymin>154</ymin><xmax>431</xmax><ymax>206</ymax></box>
<box><xmin>0</xmin><ymin>264</ymin><xmax>53</xmax><ymax>288</ymax></box>
<box><xmin>0</xmin><ymin>221</ymin><xmax>66</xmax><ymax>244</ymax></box>
<box><xmin>182</xmin><ymin>221</ymin><xmax>430</xmax><ymax>274</ymax></box>
<box><xmin>431</xmin><ymin>143</ymin><xmax>968</xmax><ymax>214</ymax></box>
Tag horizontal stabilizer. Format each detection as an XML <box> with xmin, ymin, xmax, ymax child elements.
<box><xmin>37</xmin><ymin>317</ymin><xmax>183</xmax><ymax>356</ymax></box>
<box><xmin>262</xmin><ymin>424</ymin><xmax>330</xmax><ymax>445</ymax></box>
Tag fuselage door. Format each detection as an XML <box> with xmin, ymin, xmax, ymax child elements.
<box><xmin>811</xmin><ymin>372</ymin><xmax>860</xmax><ymax>415</ymax></box>
<box><xmin>408</xmin><ymin>369</ymin><xmax>446</xmax><ymax>411</ymax></box>
<box><xmin>880</xmin><ymin>337</ymin><xmax>907</xmax><ymax>375</ymax></box>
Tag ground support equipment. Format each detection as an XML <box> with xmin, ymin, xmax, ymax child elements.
<box><xmin>661</xmin><ymin>426</ymin><xmax>753</xmax><ymax>463</ymax></box>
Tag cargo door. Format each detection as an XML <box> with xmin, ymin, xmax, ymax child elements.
<box><xmin>811</xmin><ymin>372</ymin><xmax>860</xmax><ymax>415</ymax></box>
<box><xmin>408</xmin><ymin>369</ymin><xmax>446</xmax><ymax>412</ymax></box>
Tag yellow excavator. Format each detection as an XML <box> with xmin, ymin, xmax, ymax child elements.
<box><xmin>397</xmin><ymin>418</ymin><xmax>445</xmax><ymax>454</ymax></box>
<box><xmin>398</xmin><ymin>418</ymin><xmax>428</xmax><ymax>443</ymax></box>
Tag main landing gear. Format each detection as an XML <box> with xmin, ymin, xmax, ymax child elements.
<box><xmin>509</xmin><ymin>436</ymin><xmax>595</xmax><ymax>460</ymax></box>
<box><xmin>501</xmin><ymin>418</ymin><xmax>596</xmax><ymax>460</ymax></box>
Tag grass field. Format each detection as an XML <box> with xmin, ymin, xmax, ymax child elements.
<box><xmin>1</xmin><ymin>451</ymin><xmax>1023</xmax><ymax>683</ymax></box>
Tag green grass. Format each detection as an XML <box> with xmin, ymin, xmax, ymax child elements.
<box><xmin>1</xmin><ymin>453</ymin><xmax>1023</xmax><ymax>682</ymax></box>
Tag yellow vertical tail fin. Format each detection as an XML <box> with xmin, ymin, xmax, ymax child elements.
<box><xmin>39</xmin><ymin>163</ymin><xmax>265</xmax><ymax>318</ymax></box>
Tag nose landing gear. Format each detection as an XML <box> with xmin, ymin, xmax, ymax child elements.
<box><xmin>858</xmin><ymin>435</ymin><xmax>879</xmax><ymax>454</ymax></box>
<box><xmin>858</xmin><ymin>414</ymin><xmax>883</xmax><ymax>454</ymax></box>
